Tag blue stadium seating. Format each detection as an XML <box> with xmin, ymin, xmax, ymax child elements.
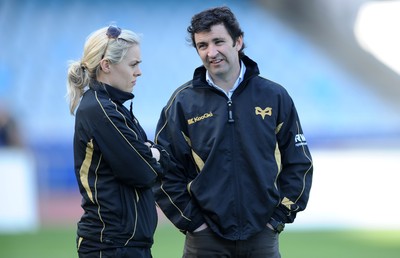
<box><xmin>1</xmin><ymin>0</ymin><xmax>399</xmax><ymax>191</ymax></box>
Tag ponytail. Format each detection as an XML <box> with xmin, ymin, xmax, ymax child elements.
<box><xmin>66</xmin><ymin>61</ymin><xmax>89</xmax><ymax>115</ymax></box>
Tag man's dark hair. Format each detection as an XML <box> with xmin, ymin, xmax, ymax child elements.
<box><xmin>187</xmin><ymin>6</ymin><xmax>245</xmax><ymax>58</ymax></box>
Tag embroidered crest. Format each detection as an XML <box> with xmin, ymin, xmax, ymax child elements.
<box><xmin>255</xmin><ymin>107</ymin><xmax>272</xmax><ymax>119</ymax></box>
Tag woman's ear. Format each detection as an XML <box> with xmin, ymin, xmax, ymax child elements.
<box><xmin>99</xmin><ymin>59</ymin><xmax>111</xmax><ymax>73</ymax></box>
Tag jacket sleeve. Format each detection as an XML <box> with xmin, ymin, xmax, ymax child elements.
<box><xmin>273</xmin><ymin>94</ymin><xmax>313</xmax><ymax>224</ymax></box>
<box><xmin>91</xmin><ymin>103</ymin><xmax>164</xmax><ymax>189</ymax></box>
<box><xmin>152</xmin><ymin>101</ymin><xmax>205</xmax><ymax>233</ymax></box>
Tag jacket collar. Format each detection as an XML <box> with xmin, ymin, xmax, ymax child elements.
<box><xmin>192</xmin><ymin>55</ymin><xmax>260</xmax><ymax>87</ymax></box>
<box><xmin>90</xmin><ymin>80</ymin><xmax>134</xmax><ymax>105</ymax></box>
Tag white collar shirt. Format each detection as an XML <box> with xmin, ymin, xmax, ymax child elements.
<box><xmin>206</xmin><ymin>60</ymin><xmax>246</xmax><ymax>99</ymax></box>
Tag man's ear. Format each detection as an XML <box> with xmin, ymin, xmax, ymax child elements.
<box><xmin>235</xmin><ymin>36</ymin><xmax>243</xmax><ymax>51</ymax></box>
<box><xmin>99</xmin><ymin>59</ymin><xmax>111</xmax><ymax>73</ymax></box>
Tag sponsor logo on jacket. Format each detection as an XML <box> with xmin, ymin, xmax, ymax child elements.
<box><xmin>295</xmin><ymin>134</ymin><xmax>308</xmax><ymax>146</ymax></box>
<box><xmin>255</xmin><ymin>106</ymin><xmax>272</xmax><ymax>119</ymax></box>
<box><xmin>188</xmin><ymin>112</ymin><xmax>214</xmax><ymax>125</ymax></box>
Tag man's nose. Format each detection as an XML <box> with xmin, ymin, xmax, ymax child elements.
<box><xmin>207</xmin><ymin>45</ymin><xmax>218</xmax><ymax>58</ymax></box>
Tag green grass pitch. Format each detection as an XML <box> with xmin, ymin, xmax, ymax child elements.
<box><xmin>1</xmin><ymin>224</ymin><xmax>399</xmax><ymax>258</ymax></box>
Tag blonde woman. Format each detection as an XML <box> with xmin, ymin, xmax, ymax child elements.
<box><xmin>67</xmin><ymin>25</ymin><xmax>169</xmax><ymax>258</ymax></box>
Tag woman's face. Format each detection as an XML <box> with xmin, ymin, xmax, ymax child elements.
<box><xmin>107</xmin><ymin>44</ymin><xmax>142</xmax><ymax>93</ymax></box>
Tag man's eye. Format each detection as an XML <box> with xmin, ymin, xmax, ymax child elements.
<box><xmin>197</xmin><ymin>44</ymin><xmax>206</xmax><ymax>50</ymax></box>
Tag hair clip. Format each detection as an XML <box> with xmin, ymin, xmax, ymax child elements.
<box><xmin>106</xmin><ymin>25</ymin><xmax>121</xmax><ymax>39</ymax></box>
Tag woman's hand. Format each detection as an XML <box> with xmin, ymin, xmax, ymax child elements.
<box><xmin>145</xmin><ymin>142</ymin><xmax>160</xmax><ymax>161</ymax></box>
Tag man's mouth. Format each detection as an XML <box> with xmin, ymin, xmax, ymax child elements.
<box><xmin>210</xmin><ymin>58</ymin><xmax>223</xmax><ymax>64</ymax></box>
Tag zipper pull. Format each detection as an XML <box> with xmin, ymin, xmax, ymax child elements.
<box><xmin>227</xmin><ymin>100</ymin><xmax>235</xmax><ymax>123</ymax></box>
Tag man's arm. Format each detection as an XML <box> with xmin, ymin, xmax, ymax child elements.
<box><xmin>153</xmin><ymin>101</ymin><xmax>205</xmax><ymax>233</ymax></box>
<box><xmin>272</xmin><ymin>99</ymin><xmax>313</xmax><ymax>224</ymax></box>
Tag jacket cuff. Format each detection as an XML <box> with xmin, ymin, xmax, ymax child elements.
<box><xmin>152</xmin><ymin>144</ymin><xmax>172</xmax><ymax>176</ymax></box>
<box><xmin>272</xmin><ymin>205</ymin><xmax>292</xmax><ymax>224</ymax></box>
<box><xmin>186</xmin><ymin>216</ymin><xmax>206</xmax><ymax>233</ymax></box>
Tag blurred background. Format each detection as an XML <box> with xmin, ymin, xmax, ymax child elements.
<box><xmin>1</xmin><ymin>0</ymin><xmax>400</xmax><ymax>257</ymax></box>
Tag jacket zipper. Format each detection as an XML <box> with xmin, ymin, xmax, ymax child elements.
<box><xmin>227</xmin><ymin>100</ymin><xmax>235</xmax><ymax>123</ymax></box>
<box><xmin>226</xmin><ymin>97</ymin><xmax>243</xmax><ymax>239</ymax></box>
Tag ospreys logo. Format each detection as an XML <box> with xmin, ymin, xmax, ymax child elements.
<box><xmin>188</xmin><ymin>112</ymin><xmax>214</xmax><ymax>125</ymax></box>
<box><xmin>255</xmin><ymin>107</ymin><xmax>272</xmax><ymax>119</ymax></box>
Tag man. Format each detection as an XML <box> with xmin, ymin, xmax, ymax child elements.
<box><xmin>154</xmin><ymin>6</ymin><xmax>313</xmax><ymax>258</ymax></box>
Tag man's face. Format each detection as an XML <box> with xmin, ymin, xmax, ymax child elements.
<box><xmin>194</xmin><ymin>24</ymin><xmax>243</xmax><ymax>82</ymax></box>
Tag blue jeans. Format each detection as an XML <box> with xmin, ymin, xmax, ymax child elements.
<box><xmin>183</xmin><ymin>227</ymin><xmax>281</xmax><ymax>258</ymax></box>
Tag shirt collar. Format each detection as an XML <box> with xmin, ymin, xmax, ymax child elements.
<box><xmin>206</xmin><ymin>60</ymin><xmax>246</xmax><ymax>98</ymax></box>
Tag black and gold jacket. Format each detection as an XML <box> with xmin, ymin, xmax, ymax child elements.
<box><xmin>73</xmin><ymin>81</ymin><xmax>167</xmax><ymax>252</ymax></box>
<box><xmin>154</xmin><ymin>55</ymin><xmax>313</xmax><ymax>241</ymax></box>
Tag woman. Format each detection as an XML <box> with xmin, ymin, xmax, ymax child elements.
<box><xmin>66</xmin><ymin>25</ymin><xmax>169</xmax><ymax>258</ymax></box>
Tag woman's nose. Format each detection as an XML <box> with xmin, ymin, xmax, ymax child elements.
<box><xmin>134</xmin><ymin>66</ymin><xmax>142</xmax><ymax>77</ymax></box>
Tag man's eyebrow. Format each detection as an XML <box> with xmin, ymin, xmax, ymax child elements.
<box><xmin>196</xmin><ymin>37</ymin><xmax>225</xmax><ymax>46</ymax></box>
<box><xmin>212</xmin><ymin>37</ymin><xmax>225</xmax><ymax>41</ymax></box>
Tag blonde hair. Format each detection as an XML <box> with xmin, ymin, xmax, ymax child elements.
<box><xmin>66</xmin><ymin>26</ymin><xmax>141</xmax><ymax>115</ymax></box>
